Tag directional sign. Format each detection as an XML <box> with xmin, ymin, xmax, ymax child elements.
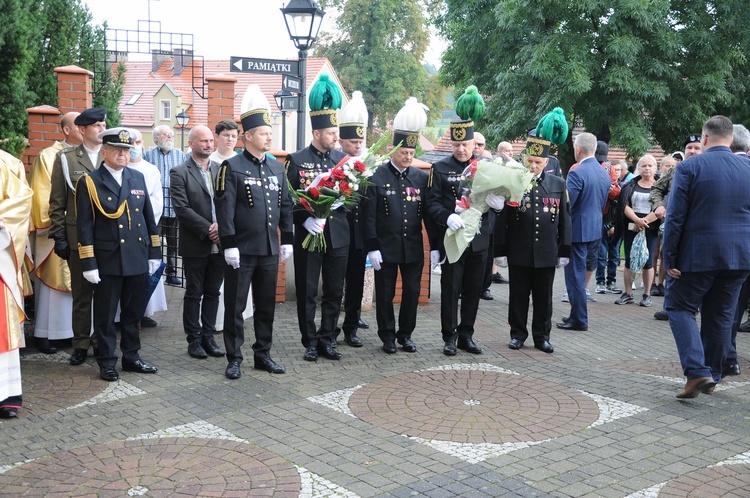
<box><xmin>282</xmin><ymin>75</ymin><xmax>302</xmax><ymax>94</ymax></box>
<box><xmin>280</xmin><ymin>96</ymin><xmax>299</xmax><ymax>112</ymax></box>
<box><xmin>230</xmin><ymin>56</ymin><xmax>299</xmax><ymax>75</ymax></box>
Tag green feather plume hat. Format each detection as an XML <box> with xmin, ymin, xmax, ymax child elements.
<box><xmin>309</xmin><ymin>74</ymin><xmax>342</xmax><ymax>130</ymax></box>
<box><xmin>450</xmin><ymin>85</ymin><xmax>485</xmax><ymax>142</ymax></box>
<box><xmin>524</xmin><ymin>107</ymin><xmax>569</xmax><ymax>158</ymax></box>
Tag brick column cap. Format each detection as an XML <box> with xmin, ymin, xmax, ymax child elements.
<box><xmin>206</xmin><ymin>74</ymin><xmax>238</xmax><ymax>83</ymax></box>
<box><xmin>54</xmin><ymin>65</ymin><xmax>94</xmax><ymax>77</ymax></box>
<box><xmin>27</xmin><ymin>105</ymin><xmax>61</xmax><ymax>115</ymax></box>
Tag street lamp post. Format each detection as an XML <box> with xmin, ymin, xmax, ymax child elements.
<box><xmin>280</xmin><ymin>0</ymin><xmax>326</xmax><ymax>151</ymax></box>
<box><xmin>175</xmin><ymin>110</ymin><xmax>190</xmax><ymax>152</ymax></box>
<box><xmin>274</xmin><ymin>89</ymin><xmax>293</xmax><ymax>151</ymax></box>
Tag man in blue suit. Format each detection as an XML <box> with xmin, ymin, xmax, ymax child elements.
<box><xmin>663</xmin><ymin>115</ymin><xmax>750</xmax><ymax>398</ymax></box>
<box><xmin>557</xmin><ymin>133</ymin><xmax>610</xmax><ymax>331</ymax></box>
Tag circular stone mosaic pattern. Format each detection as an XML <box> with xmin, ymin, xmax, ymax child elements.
<box><xmin>20</xmin><ymin>360</ymin><xmax>107</xmax><ymax>415</ymax></box>
<box><xmin>658</xmin><ymin>464</ymin><xmax>750</xmax><ymax>497</ymax></box>
<box><xmin>348</xmin><ymin>370</ymin><xmax>600</xmax><ymax>444</ymax></box>
<box><xmin>0</xmin><ymin>438</ymin><xmax>301</xmax><ymax>497</ymax></box>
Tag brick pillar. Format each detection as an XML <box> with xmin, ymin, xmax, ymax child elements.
<box><xmin>54</xmin><ymin>65</ymin><xmax>93</xmax><ymax>114</ymax></box>
<box><xmin>23</xmin><ymin>105</ymin><xmax>62</xmax><ymax>172</ymax></box>
<box><xmin>206</xmin><ymin>74</ymin><xmax>237</xmax><ymax>134</ymax></box>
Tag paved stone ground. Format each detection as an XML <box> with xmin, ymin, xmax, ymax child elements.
<box><xmin>2</xmin><ymin>267</ymin><xmax>750</xmax><ymax>497</ymax></box>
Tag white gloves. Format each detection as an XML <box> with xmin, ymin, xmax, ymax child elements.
<box><xmin>494</xmin><ymin>256</ymin><xmax>508</xmax><ymax>268</ymax></box>
<box><xmin>430</xmin><ymin>250</ymin><xmax>441</xmax><ymax>266</ymax></box>
<box><xmin>556</xmin><ymin>257</ymin><xmax>570</xmax><ymax>268</ymax></box>
<box><xmin>280</xmin><ymin>244</ymin><xmax>293</xmax><ymax>261</ymax></box>
<box><xmin>148</xmin><ymin>259</ymin><xmax>161</xmax><ymax>275</ymax></box>
<box><xmin>303</xmin><ymin>217</ymin><xmax>326</xmax><ymax>235</ymax></box>
<box><xmin>446</xmin><ymin>213</ymin><xmax>466</xmax><ymax>231</ymax></box>
<box><xmin>224</xmin><ymin>247</ymin><xmax>240</xmax><ymax>269</ymax></box>
<box><xmin>368</xmin><ymin>250</ymin><xmax>383</xmax><ymax>271</ymax></box>
<box><xmin>83</xmin><ymin>269</ymin><xmax>100</xmax><ymax>284</ymax></box>
<box><xmin>486</xmin><ymin>193</ymin><xmax>506</xmax><ymax>211</ymax></box>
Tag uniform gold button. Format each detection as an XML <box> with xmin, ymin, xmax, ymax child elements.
<box><xmin>138</xmin><ymin>223</ymin><xmax>141</xmax><ymax>227</ymax></box>
<box><xmin>135</xmin><ymin>208</ymin><xmax>139</xmax><ymax>212</ymax></box>
<box><xmin>120</xmin><ymin>239</ymin><xmax>125</xmax><ymax>243</ymax></box>
<box><xmin>119</xmin><ymin>224</ymin><xmax>123</xmax><ymax>228</ymax></box>
<box><xmin>137</xmin><ymin>195</ymin><xmax>140</xmax><ymax>199</ymax></box>
<box><xmin>138</xmin><ymin>237</ymin><xmax>142</xmax><ymax>241</ymax></box>
<box><xmin>107</xmin><ymin>197</ymin><xmax>112</xmax><ymax>201</ymax></box>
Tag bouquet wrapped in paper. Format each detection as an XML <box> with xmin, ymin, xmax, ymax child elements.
<box><xmin>444</xmin><ymin>155</ymin><xmax>534</xmax><ymax>263</ymax></box>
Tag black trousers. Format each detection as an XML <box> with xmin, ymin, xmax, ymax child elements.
<box><xmin>341</xmin><ymin>246</ymin><xmax>366</xmax><ymax>336</ymax></box>
<box><xmin>482</xmin><ymin>236</ymin><xmax>494</xmax><ymax>291</ymax></box>
<box><xmin>222</xmin><ymin>254</ymin><xmax>278</xmax><ymax>363</ymax></box>
<box><xmin>728</xmin><ymin>273</ymin><xmax>750</xmax><ymax>366</ymax></box>
<box><xmin>293</xmin><ymin>242</ymin><xmax>348</xmax><ymax>349</ymax></box>
<box><xmin>374</xmin><ymin>261</ymin><xmax>423</xmax><ymax>343</ymax></box>
<box><xmin>67</xmin><ymin>249</ymin><xmax>96</xmax><ymax>351</ymax></box>
<box><xmin>508</xmin><ymin>265</ymin><xmax>556</xmax><ymax>344</ymax></box>
<box><xmin>94</xmin><ymin>273</ymin><xmax>146</xmax><ymax>368</ymax></box>
<box><xmin>183</xmin><ymin>254</ymin><xmax>224</xmax><ymax>344</ymax></box>
<box><xmin>159</xmin><ymin>216</ymin><xmax>179</xmax><ymax>276</ymax></box>
<box><xmin>440</xmin><ymin>248</ymin><xmax>487</xmax><ymax>342</ymax></box>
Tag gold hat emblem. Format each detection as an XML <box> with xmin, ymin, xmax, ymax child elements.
<box><xmin>452</xmin><ymin>128</ymin><xmax>466</xmax><ymax>141</ymax></box>
<box><xmin>406</xmin><ymin>134</ymin><xmax>418</xmax><ymax>147</ymax></box>
<box><xmin>356</xmin><ymin>126</ymin><xmax>365</xmax><ymax>138</ymax></box>
<box><xmin>263</xmin><ymin>111</ymin><xmax>271</xmax><ymax>125</ymax></box>
<box><xmin>529</xmin><ymin>142</ymin><xmax>544</xmax><ymax>156</ymax></box>
<box><xmin>330</xmin><ymin>112</ymin><xmax>338</xmax><ymax>126</ymax></box>
<box><xmin>118</xmin><ymin>130</ymin><xmax>131</xmax><ymax>143</ymax></box>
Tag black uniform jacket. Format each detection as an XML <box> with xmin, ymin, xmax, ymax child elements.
<box><xmin>425</xmin><ymin>154</ymin><xmax>493</xmax><ymax>256</ymax></box>
<box><xmin>169</xmin><ymin>157</ymin><xmax>219</xmax><ymax>258</ymax></box>
<box><xmin>75</xmin><ymin>166</ymin><xmax>161</xmax><ymax>276</ymax></box>
<box><xmin>285</xmin><ymin>144</ymin><xmax>350</xmax><ymax>250</ymax></box>
<box><xmin>495</xmin><ymin>172</ymin><xmax>571</xmax><ymax>268</ymax></box>
<box><xmin>214</xmin><ymin>150</ymin><xmax>294</xmax><ymax>256</ymax></box>
<box><xmin>363</xmin><ymin>161</ymin><xmax>435</xmax><ymax>264</ymax></box>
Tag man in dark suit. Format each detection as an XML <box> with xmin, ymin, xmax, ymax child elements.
<box><xmin>495</xmin><ymin>133</ymin><xmax>571</xmax><ymax>353</ymax></box>
<box><xmin>75</xmin><ymin>128</ymin><xmax>162</xmax><ymax>382</ymax></box>
<box><xmin>170</xmin><ymin>125</ymin><xmax>226</xmax><ymax>360</ymax></box>
<box><xmin>556</xmin><ymin>132</ymin><xmax>610</xmax><ymax>331</ymax></box>
<box><xmin>48</xmin><ymin>107</ymin><xmax>106</xmax><ymax>365</ymax></box>
<box><xmin>214</xmin><ymin>90</ymin><xmax>294</xmax><ymax>379</ymax></box>
<box><xmin>663</xmin><ymin>115</ymin><xmax>750</xmax><ymax>398</ymax></box>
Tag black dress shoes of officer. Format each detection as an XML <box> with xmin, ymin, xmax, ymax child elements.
<box><xmin>535</xmin><ymin>341</ymin><xmax>554</xmax><ymax>354</ymax></box>
<box><xmin>443</xmin><ymin>339</ymin><xmax>457</xmax><ymax>356</ymax></box>
<box><xmin>344</xmin><ymin>332</ymin><xmax>363</xmax><ymax>347</ymax></box>
<box><xmin>508</xmin><ymin>338</ymin><xmax>523</xmax><ymax>350</ymax></box>
<box><xmin>0</xmin><ymin>407</ymin><xmax>19</xmax><ymax>418</ymax></box>
<box><xmin>739</xmin><ymin>319</ymin><xmax>750</xmax><ymax>332</ymax></box>
<box><xmin>140</xmin><ymin>316</ymin><xmax>158</xmax><ymax>328</ymax></box>
<box><xmin>492</xmin><ymin>272</ymin><xmax>510</xmax><ymax>284</ymax></box>
<box><xmin>480</xmin><ymin>289</ymin><xmax>494</xmax><ymax>300</ymax></box>
<box><xmin>319</xmin><ymin>345</ymin><xmax>342</xmax><ymax>360</ymax></box>
<box><xmin>303</xmin><ymin>346</ymin><xmax>319</xmax><ymax>361</ymax></box>
<box><xmin>34</xmin><ymin>337</ymin><xmax>57</xmax><ymax>354</ymax></box>
<box><xmin>201</xmin><ymin>336</ymin><xmax>225</xmax><ymax>357</ymax></box>
<box><xmin>122</xmin><ymin>359</ymin><xmax>158</xmax><ymax>374</ymax></box>
<box><xmin>254</xmin><ymin>356</ymin><xmax>285</xmax><ymax>374</ymax></box>
<box><xmin>556</xmin><ymin>321</ymin><xmax>588</xmax><ymax>331</ymax></box>
<box><xmin>188</xmin><ymin>342</ymin><xmax>208</xmax><ymax>359</ymax></box>
<box><xmin>457</xmin><ymin>338</ymin><xmax>482</xmax><ymax>354</ymax></box>
<box><xmin>69</xmin><ymin>348</ymin><xmax>88</xmax><ymax>365</ymax></box>
<box><xmin>724</xmin><ymin>363</ymin><xmax>741</xmax><ymax>376</ymax></box>
<box><xmin>100</xmin><ymin>366</ymin><xmax>119</xmax><ymax>382</ymax></box>
<box><xmin>654</xmin><ymin>310</ymin><xmax>669</xmax><ymax>321</ymax></box>
<box><xmin>398</xmin><ymin>338</ymin><xmax>417</xmax><ymax>353</ymax></box>
<box><xmin>382</xmin><ymin>341</ymin><xmax>397</xmax><ymax>354</ymax></box>
<box><xmin>357</xmin><ymin>319</ymin><xmax>369</xmax><ymax>329</ymax></box>
<box><xmin>225</xmin><ymin>360</ymin><xmax>241</xmax><ymax>379</ymax></box>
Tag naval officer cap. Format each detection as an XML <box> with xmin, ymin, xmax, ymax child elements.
<box><xmin>97</xmin><ymin>127</ymin><xmax>136</xmax><ymax>148</ymax></box>
<box><xmin>74</xmin><ymin>107</ymin><xmax>107</xmax><ymax>126</ymax></box>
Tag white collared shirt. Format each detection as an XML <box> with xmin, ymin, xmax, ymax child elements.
<box><xmin>104</xmin><ymin>163</ymin><xmax>123</xmax><ymax>186</ymax></box>
<box><xmin>84</xmin><ymin>144</ymin><xmax>101</xmax><ymax>169</ymax></box>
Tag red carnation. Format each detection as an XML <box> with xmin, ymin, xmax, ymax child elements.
<box><xmin>354</xmin><ymin>161</ymin><xmax>366</xmax><ymax>173</ymax></box>
<box><xmin>308</xmin><ymin>187</ymin><xmax>320</xmax><ymax>199</ymax></box>
<box><xmin>331</xmin><ymin>167</ymin><xmax>346</xmax><ymax>180</ymax></box>
<box><xmin>339</xmin><ymin>181</ymin><xmax>352</xmax><ymax>196</ymax></box>
<box><xmin>322</xmin><ymin>178</ymin><xmax>335</xmax><ymax>188</ymax></box>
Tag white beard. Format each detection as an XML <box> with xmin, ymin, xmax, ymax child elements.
<box><xmin>158</xmin><ymin>139</ymin><xmax>174</xmax><ymax>153</ymax></box>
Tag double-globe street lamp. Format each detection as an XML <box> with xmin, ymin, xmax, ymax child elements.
<box><xmin>280</xmin><ymin>0</ymin><xmax>326</xmax><ymax>151</ymax></box>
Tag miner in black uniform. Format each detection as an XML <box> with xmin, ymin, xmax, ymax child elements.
<box><xmin>364</xmin><ymin>97</ymin><xmax>435</xmax><ymax>353</ymax></box>
<box><xmin>75</xmin><ymin>128</ymin><xmax>161</xmax><ymax>382</ymax></box>
<box><xmin>426</xmin><ymin>86</ymin><xmax>503</xmax><ymax>356</ymax></box>
<box><xmin>214</xmin><ymin>86</ymin><xmax>294</xmax><ymax>379</ymax></box>
<box><xmin>494</xmin><ymin>132</ymin><xmax>571</xmax><ymax>354</ymax></box>
<box><xmin>285</xmin><ymin>75</ymin><xmax>349</xmax><ymax>362</ymax></box>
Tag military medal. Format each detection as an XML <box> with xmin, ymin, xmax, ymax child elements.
<box><xmin>543</xmin><ymin>198</ymin><xmax>549</xmax><ymax>212</ymax></box>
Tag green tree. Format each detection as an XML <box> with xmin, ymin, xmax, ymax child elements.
<box><xmin>0</xmin><ymin>0</ymin><xmax>37</xmax><ymax>140</ymax></box>
<box><xmin>436</xmin><ymin>0</ymin><xmax>750</xmax><ymax>165</ymax></box>
<box><xmin>314</xmin><ymin>0</ymin><xmax>446</xmax><ymax>138</ymax></box>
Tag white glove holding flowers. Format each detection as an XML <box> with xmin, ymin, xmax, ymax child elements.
<box><xmin>486</xmin><ymin>193</ymin><xmax>506</xmax><ymax>211</ymax></box>
<box><xmin>447</xmin><ymin>213</ymin><xmax>466</xmax><ymax>231</ymax></box>
<box><xmin>303</xmin><ymin>217</ymin><xmax>326</xmax><ymax>235</ymax></box>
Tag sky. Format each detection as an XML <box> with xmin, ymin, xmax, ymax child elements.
<box><xmin>84</xmin><ymin>0</ymin><xmax>445</xmax><ymax>68</ymax></box>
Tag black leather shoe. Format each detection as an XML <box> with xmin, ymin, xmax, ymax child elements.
<box><xmin>0</xmin><ymin>407</ymin><xmax>19</xmax><ymax>418</ymax></box>
<box><xmin>443</xmin><ymin>340</ymin><xmax>457</xmax><ymax>356</ymax></box>
<box><xmin>556</xmin><ymin>322</ymin><xmax>588</xmax><ymax>331</ymax></box>
<box><xmin>254</xmin><ymin>356</ymin><xmax>285</xmax><ymax>374</ymax></box>
<box><xmin>303</xmin><ymin>346</ymin><xmax>318</xmax><ymax>361</ymax></box>
<box><xmin>724</xmin><ymin>363</ymin><xmax>741</xmax><ymax>376</ymax></box>
<box><xmin>344</xmin><ymin>332</ymin><xmax>364</xmax><ymax>347</ymax></box>
<box><xmin>319</xmin><ymin>345</ymin><xmax>342</xmax><ymax>360</ymax></box>
<box><xmin>382</xmin><ymin>341</ymin><xmax>397</xmax><ymax>354</ymax></box>
<box><xmin>480</xmin><ymin>289</ymin><xmax>494</xmax><ymax>300</ymax></box>
<box><xmin>739</xmin><ymin>319</ymin><xmax>750</xmax><ymax>332</ymax></box>
<box><xmin>140</xmin><ymin>316</ymin><xmax>158</xmax><ymax>328</ymax></box>
<box><xmin>122</xmin><ymin>359</ymin><xmax>158</xmax><ymax>374</ymax></box>
<box><xmin>357</xmin><ymin>319</ymin><xmax>369</xmax><ymax>329</ymax></box>
<box><xmin>69</xmin><ymin>348</ymin><xmax>88</xmax><ymax>365</ymax></box>
<box><xmin>492</xmin><ymin>273</ymin><xmax>509</xmax><ymax>284</ymax></box>
<box><xmin>225</xmin><ymin>360</ymin><xmax>241</xmax><ymax>379</ymax></box>
<box><xmin>535</xmin><ymin>341</ymin><xmax>554</xmax><ymax>354</ymax></box>
<box><xmin>100</xmin><ymin>366</ymin><xmax>119</xmax><ymax>382</ymax></box>
<box><xmin>398</xmin><ymin>338</ymin><xmax>417</xmax><ymax>353</ymax></box>
<box><xmin>561</xmin><ymin>316</ymin><xmax>571</xmax><ymax>323</ymax></box>
<box><xmin>654</xmin><ymin>310</ymin><xmax>669</xmax><ymax>321</ymax></box>
<box><xmin>34</xmin><ymin>337</ymin><xmax>57</xmax><ymax>354</ymax></box>
<box><xmin>457</xmin><ymin>338</ymin><xmax>482</xmax><ymax>354</ymax></box>
<box><xmin>188</xmin><ymin>342</ymin><xmax>208</xmax><ymax>359</ymax></box>
<box><xmin>166</xmin><ymin>275</ymin><xmax>182</xmax><ymax>286</ymax></box>
<box><xmin>508</xmin><ymin>338</ymin><xmax>523</xmax><ymax>350</ymax></box>
<box><xmin>201</xmin><ymin>336</ymin><xmax>225</xmax><ymax>357</ymax></box>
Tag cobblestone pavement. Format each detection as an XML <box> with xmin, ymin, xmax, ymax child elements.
<box><xmin>3</xmin><ymin>268</ymin><xmax>750</xmax><ymax>497</ymax></box>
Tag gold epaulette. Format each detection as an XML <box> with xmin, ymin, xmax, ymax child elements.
<box><xmin>150</xmin><ymin>235</ymin><xmax>160</xmax><ymax>247</ymax></box>
<box><xmin>78</xmin><ymin>243</ymin><xmax>94</xmax><ymax>259</ymax></box>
